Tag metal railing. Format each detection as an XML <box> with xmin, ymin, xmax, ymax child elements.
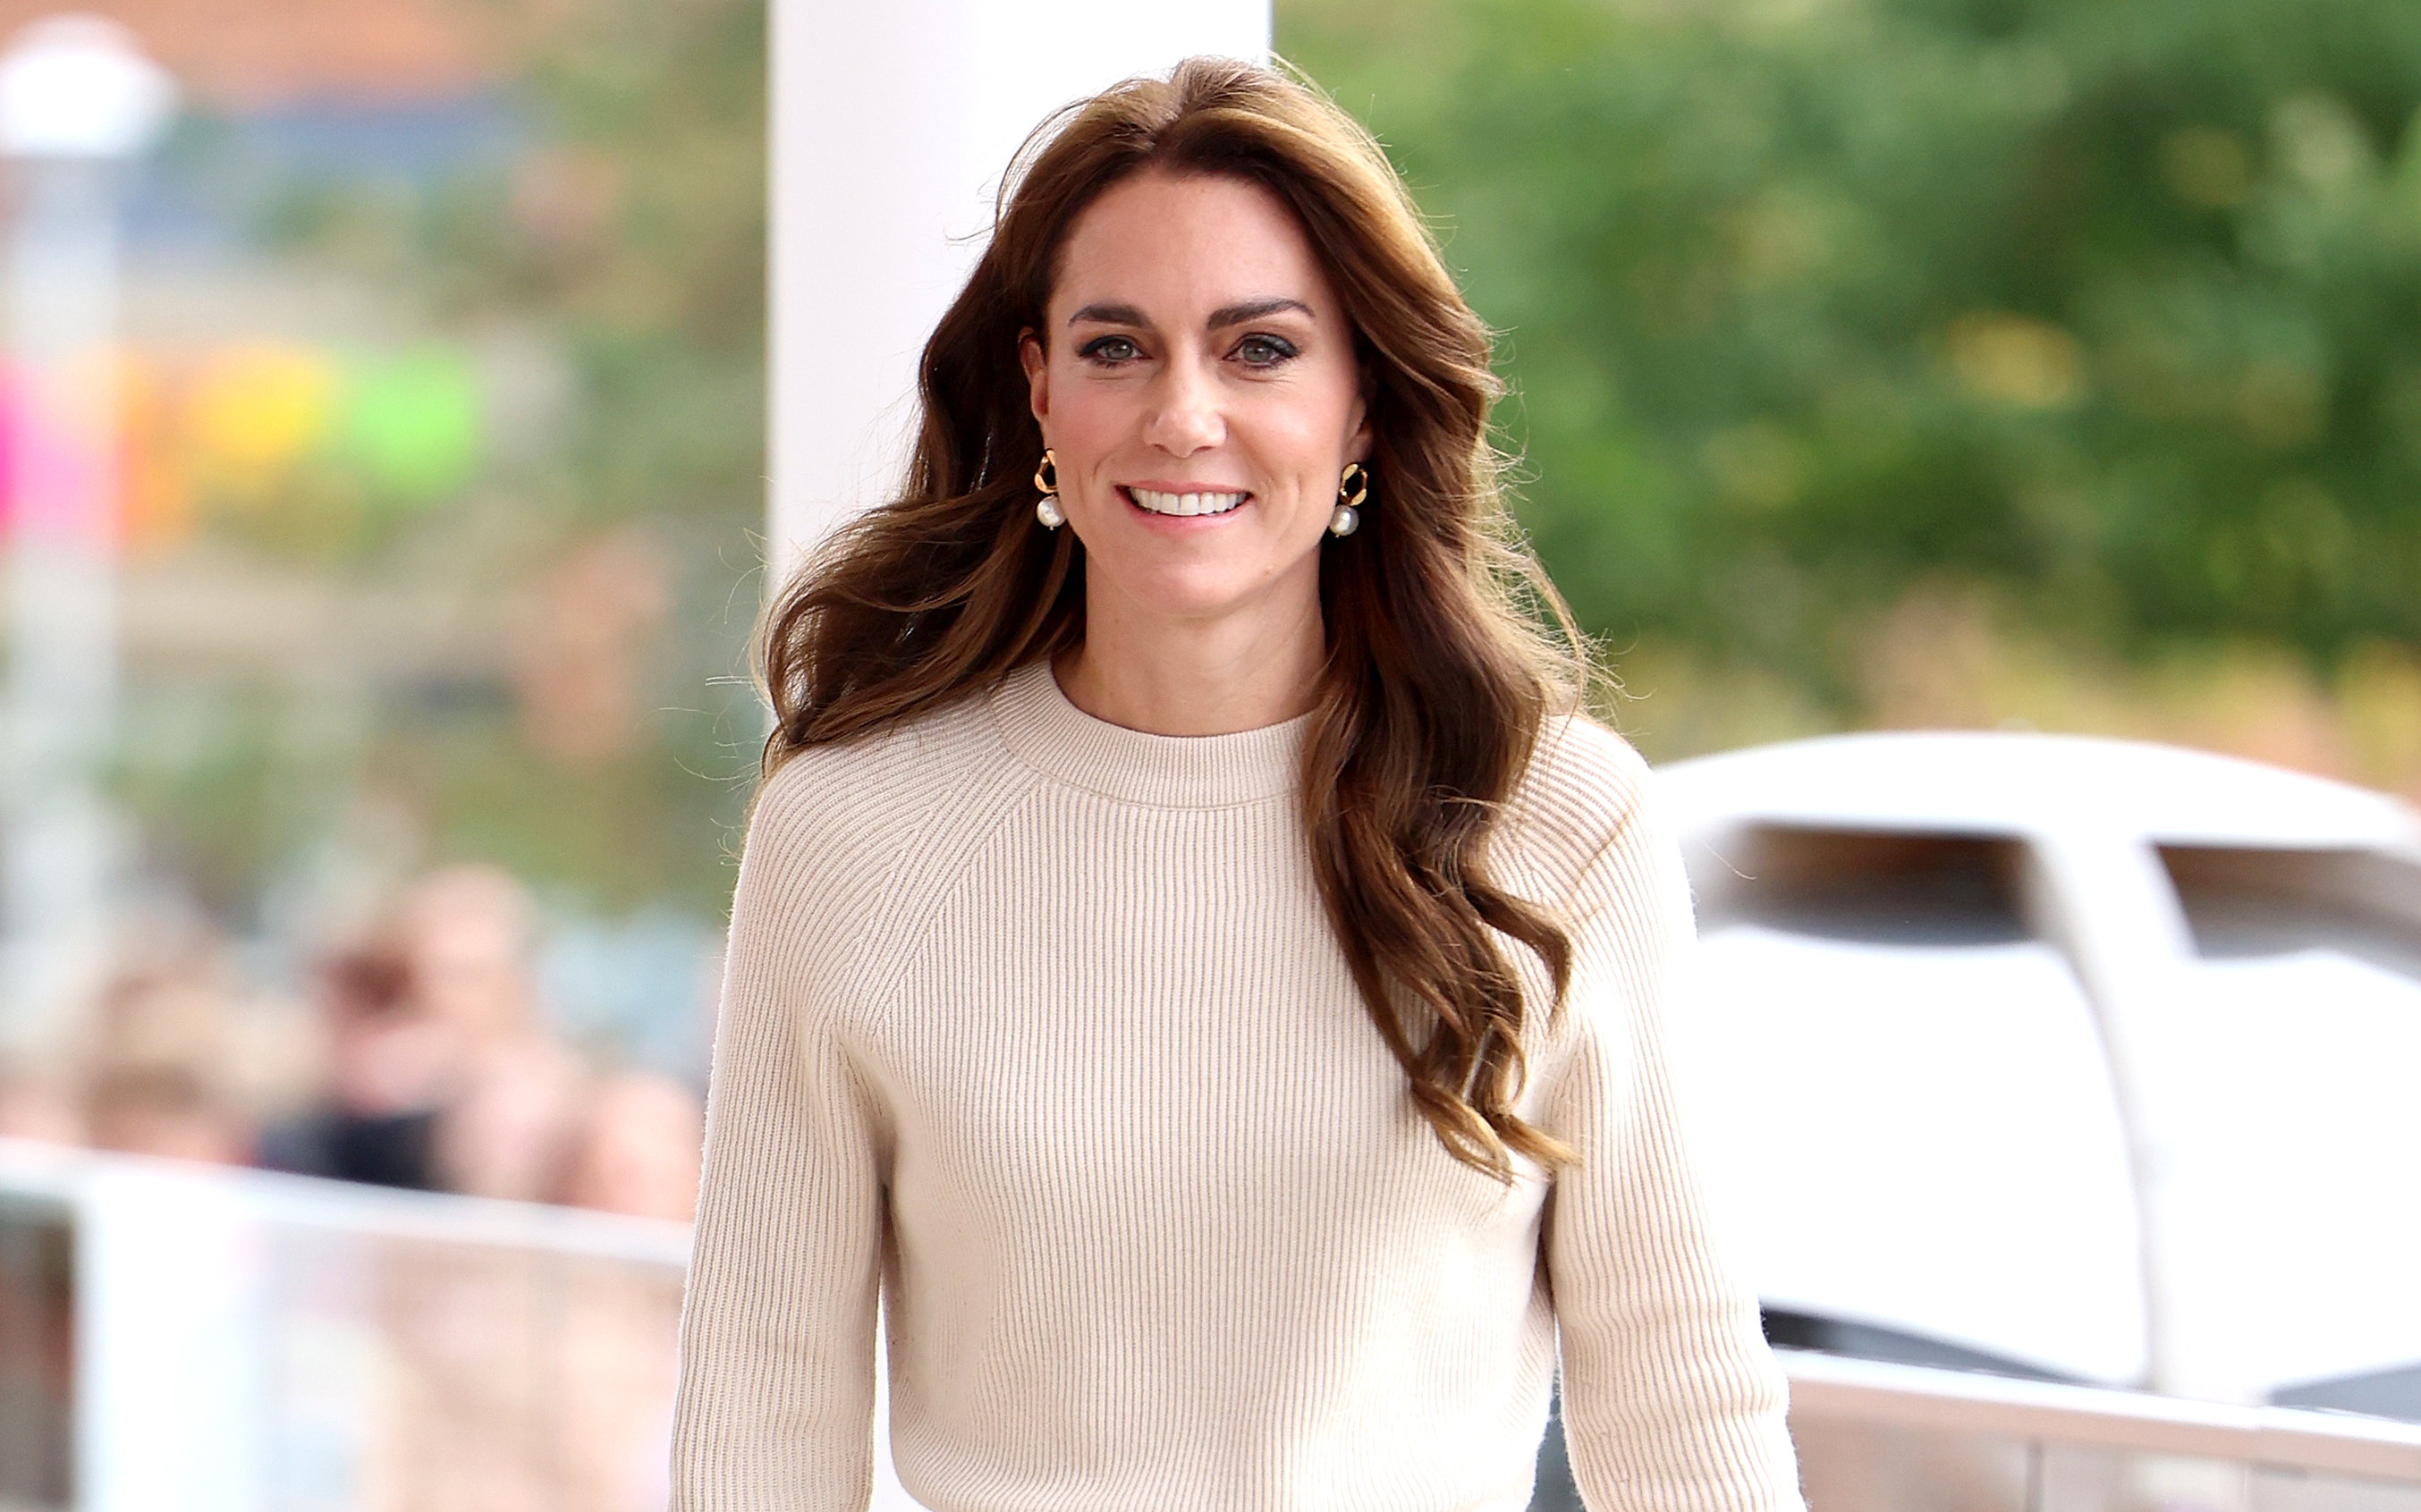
<box><xmin>1784</xmin><ymin>1347</ymin><xmax>2421</xmax><ymax>1511</ymax></box>
<box><xmin>11</xmin><ymin>1137</ymin><xmax>2421</xmax><ymax>1512</ymax></box>
<box><xmin>1</xmin><ymin>1137</ymin><xmax>690</xmax><ymax>1512</ymax></box>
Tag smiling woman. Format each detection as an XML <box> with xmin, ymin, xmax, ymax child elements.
<box><xmin>1020</xmin><ymin>170</ymin><xmax>1369</xmax><ymax>733</ymax></box>
<box><xmin>673</xmin><ymin>57</ymin><xmax>1803</xmax><ymax>1512</ymax></box>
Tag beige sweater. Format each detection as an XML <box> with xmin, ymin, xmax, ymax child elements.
<box><xmin>672</xmin><ymin>661</ymin><xmax>1802</xmax><ymax>1512</ymax></box>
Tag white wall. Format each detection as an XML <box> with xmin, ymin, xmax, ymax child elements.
<box><xmin>768</xmin><ymin>0</ymin><xmax>1273</xmax><ymax>577</ymax></box>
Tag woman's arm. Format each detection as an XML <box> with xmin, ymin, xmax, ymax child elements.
<box><xmin>671</xmin><ymin>782</ymin><xmax>887</xmax><ymax>1511</ymax></box>
<box><xmin>1541</xmin><ymin>757</ymin><xmax>1805</xmax><ymax>1512</ymax></box>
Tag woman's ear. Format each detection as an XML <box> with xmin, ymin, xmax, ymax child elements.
<box><xmin>1347</xmin><ymin>367</ymin><xmax>1375</xmax><ymax>464</ymax></box>
<box><xmin>1020</xmin><ymin>329</ymin><xmax>1049</xmax><ymax>423</ymax></box>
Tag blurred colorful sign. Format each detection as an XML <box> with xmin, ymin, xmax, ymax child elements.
<box><xmin>0</xmin><ymin>341</ymin><xmax>487</xmax><ymax>552</ymax></box>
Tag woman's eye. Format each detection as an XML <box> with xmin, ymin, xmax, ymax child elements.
<box><xmin>1233</xmin><ymin>334</ymin><xmax>1299</xmax><ymax>367</ymax></box>
<box><xmin>1079</xmin><ymin>335</ymin><xmax>1140</xmax><ymax>364</ymax></box>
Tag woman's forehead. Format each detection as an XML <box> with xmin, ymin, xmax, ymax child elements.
<box><xmin>1048</xmin><ymin>170</ymin><xmax>1336</xmax><ymax>323</ymax></box>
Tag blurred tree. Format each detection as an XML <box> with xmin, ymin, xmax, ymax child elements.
<box><xmin>169</xmin><ymin>0</ymin><xmax>768</xmax><ymax>919</ymax></box>
<box><xmin>402</xmin><ymin>0</ymin><xmax>768</xmax><ymax>912</ymax></box>
<box><xmin>1282</xmin><ymin>0</ymin><xmax>2421</xmax><ymax>722</ymax></box>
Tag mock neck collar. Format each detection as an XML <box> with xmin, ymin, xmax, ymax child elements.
<box><xmin>986</xmin><ymin>659</ymin><xmax>1307</xmax><ymax>809</ymax></box>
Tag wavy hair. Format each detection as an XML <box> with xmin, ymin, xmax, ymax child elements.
<box><xmin>760</xmin><ymin>57</ymin><xmax>1588</xmax><ymax>1180</ymax></box>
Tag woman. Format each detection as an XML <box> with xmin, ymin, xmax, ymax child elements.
<box><xmin>673</xmin><ymin>57</ymin><xmax>1801</xmax><ymax>1512</ymax></box>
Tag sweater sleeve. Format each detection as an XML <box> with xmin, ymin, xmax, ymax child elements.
<box><xmin>1541</xmin><ymin>764</ymin><xmax>1804</xmax><ymax>1512</ymax></box>
<box><xmin>671</xmin><ymin>781</ymin><xmax>887</xmax><ymax>1511</ymax></box>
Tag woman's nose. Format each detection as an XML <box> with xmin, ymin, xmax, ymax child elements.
<box><xmin>1143</xmin><ymin>359</ymin><xmax>1224</xmax><ymax>455</ymax></box>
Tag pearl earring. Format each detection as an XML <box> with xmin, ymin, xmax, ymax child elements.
<box><xmin>1330</xmin><ymin>461</ymin><xmax>1369</xmax><ymax>536</ymax></box>
<box><xmin>1033</xmin><ymin>450</ymin><xmax>1064</xmax><ymax>530</ymax></box>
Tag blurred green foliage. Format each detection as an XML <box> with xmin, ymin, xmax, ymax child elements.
<box><xmin>137</xmin><ymin>0</ymin><xmax>2421</xmax><ymax>920</ymax></box>
<box><xmin>379</xmin><ymin>0</ymin><xmax>768</xmax><ymax>915</ymax></box>
<box><xmin>131</xmin><ymin>0</ymin><xmax>767</xmax><ymax>924</ymax></box>
<box><xmin>1281</xmin><ymin>0</ymin><xmax>2421</xmax><ymax>714</ymax></box>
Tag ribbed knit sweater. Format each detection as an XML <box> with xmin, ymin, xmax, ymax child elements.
<box><xmin>672</xmin><ymin>661</ymin><xmax>1802</xmax><ymax>1512</ymax></box>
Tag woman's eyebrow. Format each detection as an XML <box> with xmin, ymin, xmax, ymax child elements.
<box><xmin>1206</xmin><ymin>297</ymin><xmax>1313</xmax><ymax>328</ymax></box>
<box><xmin>1068</xmin><ymin>301</ymin><xmax>1150</xmax><ymax>326</ymax></box>
<box><xmin>1065</xmin><ymin>297</ymin><xmax>1316</xmax><ymax>329</ymax></box>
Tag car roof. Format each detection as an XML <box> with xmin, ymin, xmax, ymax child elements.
<box><xmin>1655</xmin><ymin>731</ymin><xmax>2421</xmax><ymax>852</ymax></box>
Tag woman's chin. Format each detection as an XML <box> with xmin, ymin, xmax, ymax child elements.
<box><xmin>1092</xmin><ymin>558</ymin><xmax>1319</xmax><ymax>628</ymax></box>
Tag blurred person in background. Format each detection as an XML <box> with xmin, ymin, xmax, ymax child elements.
<box><xmin>559</xmin><ymin>1069</ymin><xmax>702</xmax><ymax>1221</ymax></box>
<box><xmin>261</xmin><ymin>863</ymin><xmax>594</xmax><ymax>1196</ymax></box>
<box><xmin>0</xmin><ymin>1060</ymin><xmax>83</xmax><ymax>1145</ymax></box>
<box><xmin>79</xmin><ymin>972</ymin><xmax>254</xmax><ymax>1165</ymax></box>
<box><xmin>430</xmin><ymin>1029</ymin><xmax>586</xmax><ymax>1203</ymax></box>
<box><xmin>406</xmin><ymin>864</ymin><xmax>588</xmax><ymax>1202</ymax></box>
<box><xmin>401</xmin><ymin>865</ymin><xmax>550</xmax><ymax>1052</ymax></box>
<box><xmin>256</xmin><ymin>942</ymin><xmax>459</xmax><ymax>1189</ymax></box>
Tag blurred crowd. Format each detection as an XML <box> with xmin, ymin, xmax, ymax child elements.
<box><xmin>0</xmin><ymin>864</ymin><xmax>705</xmax><ymax>1225</ymax></box>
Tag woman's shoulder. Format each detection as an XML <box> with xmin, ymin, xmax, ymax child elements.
<box><xmin>1498</xmin><ymin>712</ymin><xmax>1660</xmax><ymax>900</ymax></box>
<box><xmin>728</xmin><ymin>691</ymin><xmax>1043</xmax><ymax>997</ymax></box>
<box><xmin>746</xmin><ymin>689</ymin><xmax>1030</xmax><ymax>876</ymax></box>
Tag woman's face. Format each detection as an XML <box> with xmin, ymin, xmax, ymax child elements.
<box><xmin>1022</xmin><ymin>169</ymin><xmax>1371</xmax><ymax>630</ymax></box>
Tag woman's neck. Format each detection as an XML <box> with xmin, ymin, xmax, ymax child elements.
<box><xmin>1054</xmin><ymin>583</ymin><xmax>1325</xmax><ymax>737</ymax></box>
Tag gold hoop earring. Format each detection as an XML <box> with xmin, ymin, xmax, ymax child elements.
<box><xmin>1033</xmin><ymin>449</ymin><xmax>1064</xmax><ymax>530</ymax></box>
<box><xmin>1330</xmin><ymin>461</ymin><xmax>1368</xmax><ymax>537</ymax></box>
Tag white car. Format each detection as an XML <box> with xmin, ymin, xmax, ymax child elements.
<box><xmin>1653</xmin><ymin>732</ymin><xmax>2421</xmax><ymax>1419</ymax></box>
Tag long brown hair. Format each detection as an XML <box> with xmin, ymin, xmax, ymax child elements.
<box><xmin>761</xmin><ymin>58</ymin><xmax>1587</xmax><ymax>1180</ymax></box>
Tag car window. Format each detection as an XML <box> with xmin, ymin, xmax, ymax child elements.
<box><xmin>1691</xmin><ymin>827</ymin><xmax>2027</xmax><ymax>945</ymax></box>
<box><xmin>2163</xmin><ymin>845</ymin><xmax>2421</xmax><ymax>984</ymax></box>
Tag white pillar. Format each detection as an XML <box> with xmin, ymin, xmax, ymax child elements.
<box><xmin>0</xmin><ymin>18</ymin><xmax>174</xmax><ymax>1049</ymax></box>
<box><xmin>768</xmin><ymin>0</ymin><xmax>1272</xmax><ymax>575</ymax></box>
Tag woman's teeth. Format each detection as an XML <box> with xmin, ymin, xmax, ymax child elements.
<box><xmin>1128</xmin><ymin>487</ymin><xmax>1247</xmax><ymax>517</ymax></box>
